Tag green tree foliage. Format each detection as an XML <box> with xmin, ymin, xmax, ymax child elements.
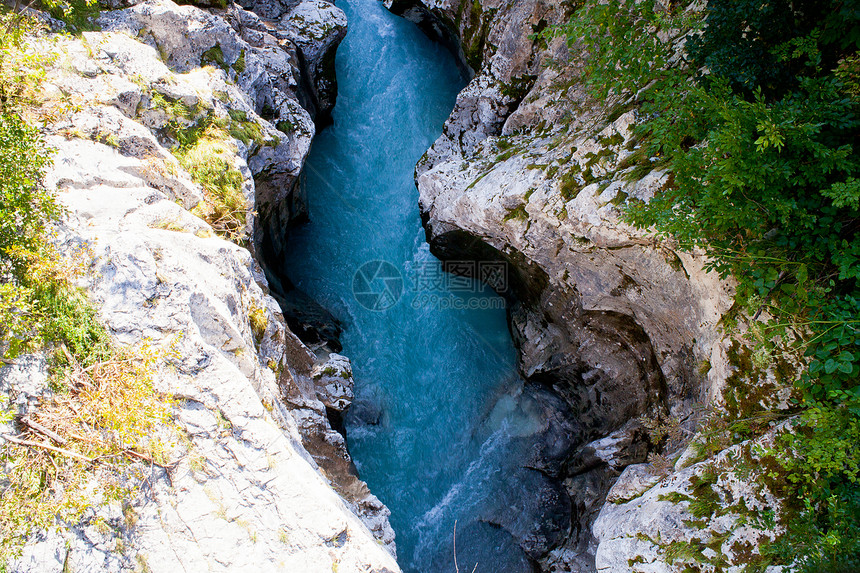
<box><xmin>549</xmin><ymin>0</ymin><xmax>860</xmax><ymax>568</ymax></box>
<box><xmin>0</xmin><ymin>9</ymin><xmax>109</xmax><ymax>366</ymax></box>
<box><xmin>685</xmin><ymin>0</ymin><xmax>860</xmax><ymax>98</ymax></box>
<box><xmin>0</xmin><ymin>113</ymin><xmax>57</xmax><ymax>280</ymax></box>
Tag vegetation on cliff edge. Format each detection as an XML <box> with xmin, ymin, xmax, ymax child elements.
<box><xmin>549</xmin><ymin>0</ymin><xmax>860</xmax><ymax>569</ymax></box>
<box><xmin>0</xmin><ymin>10</ymin><xmax>173</xmax><ymax>566</ymax></box>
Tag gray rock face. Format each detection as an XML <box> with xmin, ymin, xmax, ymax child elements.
<box><xmin>312</xmin><ymin>353</ymin><xmax>355</xmax><ymax>411</ymax></box>
<box><xmin>3</xmin><ymin>2</ymin><xmax>399</xmax><ymax>570</ymax></box>
<box><xmin>96</xmin><ymin>0</ymin><xmax>345</xmax><ymax>281</ymax></box>
<box><xmin>386</xmin><ymin>0</ymin><xmax>736</xmax><ymax>570</ymax></box>
<box><xmin>281</xmin><ymin>350</ymin><xmax>397</xmax><ymax>551</ymax></box>
<box><xmin>231</xmin><ymin>0</ymin><xmax>347</xmax><ymax>122</ymax></box>
<box><xmin>386</xmin><ymin>0</ymin><xmax>565</xmax><ymax>150</ymax></box>
<box><xmin>278</xmin><ymin>0</ymin><xmax>348</xmax><ymax>120</ymax></box>
<box><xmin>0</xmin><ymin>355</ymin><xmax>50</xmax><ymax>424</ymax></box>
<box><xmin>593</xmin><ymin>427</ymin><xmax>789</xmax><ymax>573</ymax></box>
<box><xmin>100</xmin><ymin>0</ymin><xmax>348</xmax><ymax>353</ymax></box>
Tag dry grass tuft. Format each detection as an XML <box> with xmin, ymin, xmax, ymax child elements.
<box><xmin>0</xmin><ymin>342</ymin><xmax>176</xmax><ymax>563</ymax></box>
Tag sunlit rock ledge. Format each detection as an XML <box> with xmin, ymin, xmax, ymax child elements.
<box><xmin>1</xmin><ymin>1</ymin><xmax>399</xmax><ymax>571</ymax></box>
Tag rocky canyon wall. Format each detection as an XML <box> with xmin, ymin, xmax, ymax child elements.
<box><xmin>385</xmin><ymin>1</ymin><xmax>786</xmax><ymax>571</ymax></box>
<box><xmin>1</xmin><ymin>1</ymin><xmax>399</xmax><ymax>571</ymax></box>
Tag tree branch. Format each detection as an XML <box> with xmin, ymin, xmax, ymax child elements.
<box><xmin>1</xmin><ymin>433</ymin><xmax>92</xmax><ymax>462</ymax></box>
<box><xmin>21</xmin><ymin>416</ymin><xmax>68</xmax><ymax>446</ymax></box>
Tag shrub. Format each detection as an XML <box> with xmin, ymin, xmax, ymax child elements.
<box><xmin>174</xmin><ymin>124</ymin><xmax>248</xmax><ymax>244</ymax></box>
<box><xmin>39</xmin><ymin>0</ymin><xmax>100</xmax><ymax>32</ymax></box>
<box><xmin>0</xmin><ymin>113</ymin><xmax>56</xmax><ymax>281</ymax></box>
<box><xmin>248</xmin><ymin>305</ymin><xmax>268</xmax><ymax>345</ymax></box>
<box><xmin>0</xmin><ymin>11</ymin><xmax>54</xmax><ymax>110</ymax></box>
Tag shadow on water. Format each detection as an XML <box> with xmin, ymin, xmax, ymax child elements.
<box><xmin>280</xmin><ymin>1</ymin><xmax>571</xmax><ymax>570</ymax></box>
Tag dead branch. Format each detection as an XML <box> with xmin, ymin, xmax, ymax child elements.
<box><xmin>454</xmin><ymin>520</ymin><xmax>460</xmax><ymax>573</ymax></box>
<box><xmin>123</xmin><ymin>448</ymin><xmax>173</xmax><ymax>470</ymax></box>
<box><xmin>64</xmin><ymin>431</ymin><xmax>100</xmax><ymax>444</ymax></box>
<box><xmin>21</xmin><ymin>416</ymin><xmax>68</xmax><ymax>446</ymax></box>
<box><xmin>1</xmin><ymin>433</ymin><xmax>92</xmax><ymax>463</ymax></box>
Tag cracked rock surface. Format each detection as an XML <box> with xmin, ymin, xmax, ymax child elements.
<box><xmin>2</xmin><ymin>1</ymin><xmax>397</xmax><ymax>571</ymax></box>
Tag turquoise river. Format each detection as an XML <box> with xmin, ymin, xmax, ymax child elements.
<box><xmin>282</xmin><ymin>1</ymin><xmax>550</xmax><ymax>570</ymax></box>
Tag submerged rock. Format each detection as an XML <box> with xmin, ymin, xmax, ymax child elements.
<box><xmin>480</xmin><ymin>467</ymin><xmax>572</xmax><ymax>560</ymax></box>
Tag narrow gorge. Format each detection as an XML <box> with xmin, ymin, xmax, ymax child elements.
<box><xmin>0</xmin><ymin>0</ymin><xmax>819</xmax><ymax>570</ymax></box>
<box><xmin>272</xmin><ymin>1</ymin><xmax>579</xmax><ymax>570</ymax></box>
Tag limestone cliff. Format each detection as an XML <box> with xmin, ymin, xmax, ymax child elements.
<box><xmin>386</xmin><ymin>0</ymin><xmax>784</xmax><ymax>571</ymax></box>
<box><xmin>0</xmin><ymin>1</ymin><xmax>399</xmax><ymax>571</ymax></box>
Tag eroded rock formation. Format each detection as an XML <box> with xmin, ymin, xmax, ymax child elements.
<box><xmin>385</xmin><ymin>1</ymin><xmax>783</xmax><ymax>571</ymax></box>
<box><xmin>1</xmin><ymin>1</ymin><xmax>398</xmax><ymax>570</ymax></box>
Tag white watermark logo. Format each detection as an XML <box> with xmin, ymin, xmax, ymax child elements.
<box><xmin>352</xmin><ymin>259</ymin><xmax>508</xmax><ymax>311</ymax></box>
<box><xmin>352</xmin><ymin>260</ymin><xmax>404</xmax><ymax>311</ymax></box>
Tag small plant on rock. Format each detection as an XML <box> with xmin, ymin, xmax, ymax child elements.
<box><xmin>174</xmin><ymin>122</ymin><xmax>248</xmax><ymax>244</ymax></box>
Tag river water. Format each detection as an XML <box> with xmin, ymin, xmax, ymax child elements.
<box><xmin>281</xmin><ymin>1</ymin><xmax>551</xmax><ymax>570</ymax></box>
